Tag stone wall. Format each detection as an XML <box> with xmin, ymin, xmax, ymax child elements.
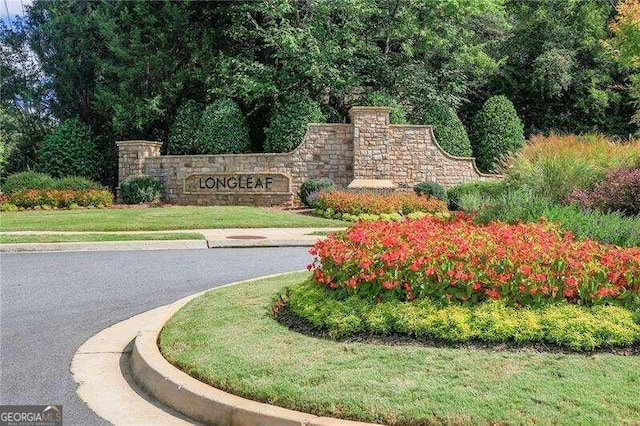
<box><xmin>116</xmin><ymin>107</ymin><xmax>500</xmax><ymax>206</ymax></box>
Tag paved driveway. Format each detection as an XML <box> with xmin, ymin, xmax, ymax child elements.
<box><xmin>0</xmin><ymin>247</ymin><xmax>312</xmax><ymax>425</ymax></box>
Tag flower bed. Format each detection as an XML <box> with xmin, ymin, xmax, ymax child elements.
<box><xmin>1</xmin><ymin>189</ymin><xmax>113</xmax><ymax>209</ymax></box>
<box><xmin>317</xmin><ymin>191</ymin><xmax>447</xmax><ymax>221</ymax></box>
<box><xmin>309</xmin><ymin>214</ymin><xmax>640</xmax><ymax>308</ymax></box>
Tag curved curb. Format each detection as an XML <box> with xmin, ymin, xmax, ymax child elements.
<box><xmin>129</xmin><ymin>273</ymin><xmax>376</xmax><ymax>426</ymax></box>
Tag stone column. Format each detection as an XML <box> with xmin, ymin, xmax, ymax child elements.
<box><xmin>115</xmin><ymin>140</ymin><xmax>162</xmax><ymax>199</ymax></box>
<box><xmin>348</xmin><ymin>106</ymin><xmax>395</xmax><ymax>189</ymax></box>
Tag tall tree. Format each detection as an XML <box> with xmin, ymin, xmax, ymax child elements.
<box><xmin>0</xmin><ymin>18</ymin><xmax>53</xmax><ymax>177</ymax></box>
<box><xmin>470</xmin><ymin>0</ymin><xmax>636</xmax><ymax>136</ymax></box>
<box><xmin>607</xmin><ymin>0</ymin><xmax>640</xmax><ymax>127</ymax></box>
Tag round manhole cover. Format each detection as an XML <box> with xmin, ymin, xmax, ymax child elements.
<box><xmin>226</xmin><ymin>235</ymin><xmax>267</xmax><ymax>240</ymax></box>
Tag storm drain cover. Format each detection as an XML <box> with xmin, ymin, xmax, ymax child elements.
<box><xmin>226</xmin><ymin>235</ymin><xmax>267</xmax><ymax>240</ymax></box>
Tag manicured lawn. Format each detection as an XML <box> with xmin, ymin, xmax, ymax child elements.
<box><xmin>0</xmin><ymin>206</ymin><xmax>347</xmax><ymax>232</ymax></box>
<box><xmin>159</xmin><ymin>272</ymin><xmax>640</xmax><ymax>425</ymax></box>
<box><xmin>0</xmin><ymin>232</ymin><xmax>204</xmax><ymax>244</ymax></box>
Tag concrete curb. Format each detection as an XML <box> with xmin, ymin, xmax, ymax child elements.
<box><xmin>0</xmin><ymin>240</ymin><xmax>208</xmax><ymax>253</ymax></box>
<box><xmin>129</xmin><ymin>274</ymin><xmax>376</xmax><ymax>426</ymax></box>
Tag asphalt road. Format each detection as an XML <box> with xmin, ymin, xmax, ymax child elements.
<box><xmin>0</xmin><ymin>247</ymin><xmax>312</xmax><ymax>425</ymax></box>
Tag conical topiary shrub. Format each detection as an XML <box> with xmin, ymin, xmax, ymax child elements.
<box><xmin>471</xmin><ymin>95</ymin><xmax>525</xmax><ymax>173</ymax></box>
<box><xmin>420</xmin><ymin>102</ymin><xmax>472</xmax><ymax>157</ymax></box>
<box><xmin>197</xmin><ymin>98</ymin><xmax>251</xmax><ymax>154</ymax></box>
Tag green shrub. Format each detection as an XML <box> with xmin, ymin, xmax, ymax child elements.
<box><xmin>446</xmin><ymin>181</ymin><xmax>507</xmax><ymax>210</ymax></box>
<box><xmin>119</xmin><ymin>174</ymin><xmax>162</xmax><ymax>204</ymax></box>
<box><xmin>413</xmin><ymin>181</ymin><xmax>447</xmax><ymax>201</ymax></box>
<box><xmin>471</xmin><ymin>95</ymin><xmax>525</xmax><ymax>173</ymax></box>
<box><xmin>2</xmin><ymin>171</ymin><xmax>56</xmax><ymax>194</ymax></box>
<box><xmin>197</xmin><ymin>98</ymin><xmax>251</xmax><ymax>155</ymax></box>
<box><xmin>280</xmin><ymin>280</ymin><xmax>640</xmax><ymax>351</ymax></box>
<box><xmin>420</xmin><ymin>102</ymin><xmax>472</xmax><ymax>157</ymax></box>
<box><xmin>298</xmin><ymin>178</ymin><xmax>335</xmax><ymax>208</ymax></box>
<box><xmin>168</xmin><ymin>100</ymin><xmax>203</xmax><ymax>155</ymax></box>
<box><xmin>54</xmin><ymin>176</ymin><xmax>103</xmax><ymax>191</ymax></box>
<box><xmin>264</xmin><ymin>93</ymin><xmax>325</xmax><ymax>153</ymax></box>
<box><xmin>36</xmin><ymin>117</ymin><xmax>101</xmax><ymax>180</ymax></box>
<box><xmin>358</xmin><ymin>91</ymin><xmax>408</xmax><ymax>124</ymax></box>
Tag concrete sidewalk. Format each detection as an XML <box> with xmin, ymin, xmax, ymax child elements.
<box><xmin>0</xmin><ymin>227</ymin><xmax>345</xmax><ymax>252</ymax></box>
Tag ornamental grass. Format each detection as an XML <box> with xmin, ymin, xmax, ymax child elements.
<box><xmin>505</xmin><ymin>133</ymin><xmax>640</xmax><ymax>202</ymax></box>
<box><xmin>309</xmin><ymin>213</ymin><xmax>640</xmax><ymax>308</ymax></box>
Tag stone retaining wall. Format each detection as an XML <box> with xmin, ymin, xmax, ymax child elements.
<box><xmin>117</xmin><ymin>107</ymin><xmax>500</xmax><ymax>206</ymax></box>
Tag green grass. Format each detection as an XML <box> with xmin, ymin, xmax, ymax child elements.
<box><xmin>0</xmin><ymin>206</ymin><xmax>347</xmax><ymax>232</ymax></box>
<box><xmin>0</xmin><ymin>232</ymin><xmax>204</xmax><ymax>244</ymax></box>
<box><xmin>159</xmin><ymin>272</ymin><xmax>640</xmax><ymax>425</ymax></box>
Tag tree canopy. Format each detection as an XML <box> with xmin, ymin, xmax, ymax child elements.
<box><xmin>1</xmin><ymin>0</ymin><xmax>638</xmax><ymax>185</ymax></box>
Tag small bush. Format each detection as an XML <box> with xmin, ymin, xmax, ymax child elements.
<box><xmin>471</xmin><ymin>95</ymin><xmax>525</xmax><ymax>173</ymax></box>
<box><xmin>197</xmin><ymin>98</ymin><xmax>251</xmax><ymax>155</ymax></box>
<box><xmin>446</xmin><ymin>181</ymin><xmax>507</xmax><ymax>210</ymax></box>
<box><xmin>264</xmin><ymin>93</ymin><xmax>325</xmax><ymax>153</ymax></box>
<box><xmin>420</xmin><ymin>102</ymin><xmax>472</xmax><ymax>157</ymax></box>
<box><xmin>2</xmin><ymin>171</ymin><xmax>56</xmax><ymax>194</ymax></box>
<box><xmin>168</xmin><ymin>100</ymin><xmax>203</xmax><ymax>155</ymax></box>
<box><xmin>413</xmin><ymin>181</ymin><xmax>447</xmax><ymax>201</ymax></box>
<box><xmin>567</xmin><ymin>167</ymin><xmax>640</xmax><ymax>217</ymax></box>
<box><xmin>36</xmin><ymin>117</ymin><xmax>101</xmax><ymax>180</ymax></box>
<box><xmin>119</xmin><ymin>175</ymin><xmax>162</xmax><ymax>204</ymax></box>
<box><xmin>358</xmin><ymin>91</ymin><xmax>408</xmax><ymax>124</ymax></box>
<box><xmin>54</xmin><ymin>176</ymin><xmax>103</xmax><ymax>191</ymax></box>
<box><xmin>282</xmin><ymin>280</ymin><xmax>640</xmax><ymax>351</ymax></box>
<box><xmin>299</xmin><ymin>178</ymin><xmax>335</xmax><ymax>208</ymax></box>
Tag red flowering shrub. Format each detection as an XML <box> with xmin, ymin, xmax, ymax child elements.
<box><xmin>318</xmin><ymin>191</ymin><xmax>447</xmax><ymax>215</ymax></box>
<box><xmin>309</xmin><ymin>214</ymin><xmax>640</xmax><ymax>307</ymax></box>
<box><xmin>567</xmin><ymin>167</ymin><xmax>640</xmax><ymax>216</ymax></box>
<box><xmin>7</xmin><ymin>189</ymin><xmax>113</xmax><ymax>209</ymax></box>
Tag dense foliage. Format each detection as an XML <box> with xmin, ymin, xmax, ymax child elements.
<box><xmin>283</xmin><ymin>279</ymin><xmax>640</xmax><ymax>350</ymax></box>
<box><xmin>264</xmin><ymin>93</ymin><xmax>325</xmax><ymax>153</ymax></box>
<box><xmin>167</xmin><ymin>100</ymin><xmax>202</xmax><ymax>155</ymax></box>
<box><xmin>471</xmin><ymin>96</ymin><xmax>525</xmax><ymax>173</ymax></box>
<box><xmin>2</xmin><ymin>0</ymin><xmax>639</xmax><ymax>185</ymax></box>
<box><xmin>197</xmin><ymin>98</ymin><xmax>251</xmax><ymax>155</ymax></box>
<box><xmin>420</xmin><ymin>102</ymin><xmax>472</xmax><ymax>157</ymax></box>
<box><xmin>119</xmin><ymin>174</ymin><xmax>162</xmax><ymax>204</ymax></box>
<box><xmin>36</xmin><ymin>118</ymin><xmax>101</xmax><ymax>181</ymax></box>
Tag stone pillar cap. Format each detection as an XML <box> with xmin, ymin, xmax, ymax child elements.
<box><xmin>349</xmin><ymin>106</ymin><xmax>392</xmax><ymax>115</ymax></box>
<box><xmin>116</xmin><ymin>140</ymin><xmax>163</xmax><ymax>147</ymax></box>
